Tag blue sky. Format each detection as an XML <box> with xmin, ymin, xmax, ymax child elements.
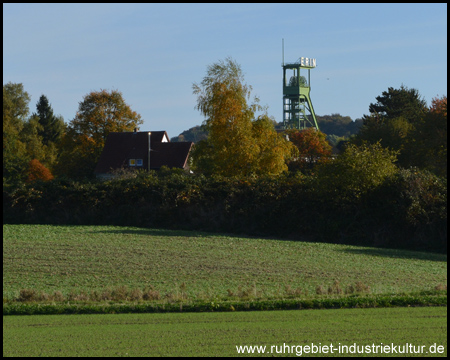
<box><xmin>3</xmin><ymin>3</ymin><xmax>447</xmax><ymax>138</ymax></box>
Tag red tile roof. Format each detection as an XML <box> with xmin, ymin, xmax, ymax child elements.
<box><xmin>94</xmin><ymin>131</ymin><xmax>193</xmax><ymax>174</ymax></box>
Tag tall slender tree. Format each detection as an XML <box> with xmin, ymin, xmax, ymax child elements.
<box><xmin>34</xmin><ymin>95</ymin><xmax>65</xmax><ymax>145</ymax></box>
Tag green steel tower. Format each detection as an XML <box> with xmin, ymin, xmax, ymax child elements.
<box><xmin>282</xmin><ymin>53</ymin><xmax>319</xmax><ymax>131</ymax></box>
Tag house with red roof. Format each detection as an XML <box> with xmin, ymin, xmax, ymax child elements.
<box><xmin>94</xmin><ymin>130</ymin><xmax>193</xmax><ymax>179</ymax></box>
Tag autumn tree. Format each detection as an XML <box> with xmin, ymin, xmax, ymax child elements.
<box><xmin>251</xmin><ymin>114</ymin><xmax>296</xmax><ymax>176</ymax></box>
<box><xmin>26</xmin><ymin>159</ymin><xmax>54</xmax><ymax>183</ymax></box>
<box><xmin>54</xmin><ymin>89</ymin><xmax>143</xmax><ymax>179</ymax></box>
<box><xmin>191</xmin><ymin>57</ymin><xmax>294</xmax><ymax>176</ymax></box>
<box><xmin>429</xmin><ymin>95</ymin><xmax>447</xmax><ymax>118</ymax></box>
<box><xmin>285</xmin><ymin>127</ymin><xmax>332</xmax><ymax>173</ymax></box>
<box><xmin>3</xmin><ymin>83</ymin><xmax>68</xmax><ymax>185</ymax></box>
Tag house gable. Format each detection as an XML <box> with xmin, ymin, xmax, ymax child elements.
<box><xmin>94</xmin><ymin>131</ymin><xmax>193</xmax><ymax>176</ymax></box>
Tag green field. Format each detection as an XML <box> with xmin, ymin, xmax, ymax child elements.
<box><xmin>3</xmin><ymin>224</ymin><xmax>447</xmax><ymax>303</ymax></box>
<box><xmin>3</xmin><ymin>224</ymin><xmax>447</xmax><ymax>357</ymax></box>
<box><xmin>3</xmin><ymin>307</ymin><xmax>447</xmax><ymax>357</ymax></box>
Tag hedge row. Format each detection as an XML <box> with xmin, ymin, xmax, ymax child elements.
<box><xmin>3</xmin><ymin>294</ymin><xmax>447</xmax><ymax>315</ymax></box>
<box><xmin>3</xmin><ymin>167</ymin><xmax>447</xmax><ymax>253</ymax></box>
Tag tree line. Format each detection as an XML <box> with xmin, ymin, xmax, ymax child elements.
<box><xmin>187</xmin><ymin>57</ymin><xmax>446</xmax><ymax>179</ymax></box>
<box><xmin>4</xmin><ymin>57</ymin><xmax>446</xmax><ymax>183</ymax></box>
<box><xmin>3</xmin><ymin>57</ymin><xmax>447</xmax><ymax>251</ymax></box>
<box><xmin>3</xmin><ymin>86</ymin><xmax>142</xmax><ymax>186</ymax></box>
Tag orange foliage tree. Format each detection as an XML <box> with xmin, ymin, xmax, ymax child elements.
<box><xmin>26</xmin><ymin>159</ymin><xmax>54</xmax><ymax>183</ymax></box>
<box><xmin>285</xmin><ymin>127</ymin><xmax>332</xmax><ymax>172</ymax></box>
<box><xmin>430</xmin><ymin>95</ymin><xmax>447</xmax><ymax>117</ymax></box>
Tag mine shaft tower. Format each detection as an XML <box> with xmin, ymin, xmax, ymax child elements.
<box><xmin>282</xmin><ymin>45</ymin><xmax>319</xmax><ymax>131</ymax></box>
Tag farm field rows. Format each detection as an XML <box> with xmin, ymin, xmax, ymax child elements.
<box><xmin>3</xmin><ymin>224</ymin><xmax>447</xmax><ymax>303</ymax></box>
<box><xmin>3</xmin><ymin>307</ymin><xmax>447</xmax><ymax>357</ymax></box>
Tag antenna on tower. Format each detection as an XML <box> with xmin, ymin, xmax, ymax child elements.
<box><xmin>282</xmin><ymin>38</ymin><xmax>284</xmax><ymax>66</ymax></box>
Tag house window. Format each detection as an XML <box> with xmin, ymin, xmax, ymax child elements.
<box><xmin>129</xmin><ymin>159</ymin><xmax>143</xmax><ymax>167</ymax></box>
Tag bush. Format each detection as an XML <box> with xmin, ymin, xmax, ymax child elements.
<box><xmin>315</xmin><ymin>142</ymin><xmax>399</xmax><ymax>202</ymax></box>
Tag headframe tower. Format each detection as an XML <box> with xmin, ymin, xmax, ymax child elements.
<box><xmin>282</xmin><ymin>40</ymin><xmax>319</xmax><ymax>130</ymax></box>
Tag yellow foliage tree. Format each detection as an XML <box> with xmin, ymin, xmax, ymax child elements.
<box><xmin>191</xmin><ymin>57</ymin><xmax>294</xmax><ymax>177</ymax></box>
<box><xmin>251</xmin><ymin>115</ymin><xmax>296</xmax><ymax>175</ymax></box>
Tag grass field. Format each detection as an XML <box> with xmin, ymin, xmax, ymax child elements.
<box><xmin>3</xmin><ymin>224</ymin><xmax>447</xmax><ymax>357</ymax></box>
<box><xmin>3</xmin><ymin>224</ymin><xmax>447</xmax><ymax>303</ymax></box>
<box><xmin>3</xmin><ymin>307</ymin><xmax>447</xmax><ymax>357</ymax></box>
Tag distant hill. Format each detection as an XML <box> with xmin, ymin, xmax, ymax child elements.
<box><xmin>171</xmin><ymin>115</ymin><xmax>363</xmax><ymax>144</ymax></box>
<box><xmin>170</xmin><ymin>125</ymin><xmax>208</xmax><ymax>143</ymax></box>
<box><xmin>317</xmin><ymin>114</ymin><xmax>363</xmax><ymax>137</ymax></box>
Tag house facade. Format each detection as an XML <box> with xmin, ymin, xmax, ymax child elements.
<box><xmin>94</xmin><ymin>130</ymin><xmax>193</xmax><ymax>179</ymax></box>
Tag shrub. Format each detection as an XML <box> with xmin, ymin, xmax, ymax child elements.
<box><xmin>315</xmin><ymin>142</ymin><xmax>399</xmax><ymax>202</ymax></box>
<box><xmin>367</xmin><ymin>167</ymin><xmax>447</xmax><ymax>251</ymax></box>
